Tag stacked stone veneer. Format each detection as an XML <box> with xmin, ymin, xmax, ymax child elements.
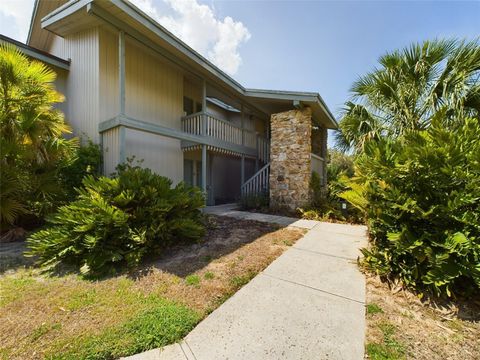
<box><xmin>269</xmin><ymin>107</ymin><xmax>312</xmax><ymax>211</ymax></box>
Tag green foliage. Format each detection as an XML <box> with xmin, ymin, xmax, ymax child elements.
<box><xmin>336</xmin><ymin>39</ymin><xmax>480</xmax><ymax>153</ymax></box>
<box><xmin>60</xmin><ymin>140</ymin><xmax>102</xmax><ymax>200</ymax></box>
<box><xmin>366</xmin><ymin>303</ymin><xmax>384</xmax><ymax>315</ymax></box>
<box><xmin>239</xmin><ymin>191</ymin><xmax>269</xmax><ymax>211</ymax></box>
<box><xmin>26</xmin><ymin>162</ymin><xmax>205</xmax><ymax>276</ymax></box>
<box><xmin>300</xmin><ymin>151</ymin><xmax>363</xmax><ymax>224</ymax></box>
<box><xmin>0</xmin><ymin>44</ymin><xmax>78</xmax><ymax>229</ymax></box>
<box><xmin>310</xmin><ymin>171</ymin><xmax>324</xmax><ymax>208</ymax></box>
<box><xmin>366</xmin><ymin>322</ymin><xmax>406</xmax><ymax>360</ymax></box>
<box><xmin>204</xmin><ymin>271</ymin><xmax>215</xmax><ymax>280</ymax></box>
<box><xmin>49</xmin><ymin>297</ymin><xmax>200</xmax><ymax>360</ymax></box>
<box><xmin>342</xmin><ymin>118</ymin><xmax>480</xmax><ymax>297</ymax></box>
<box><xmin>185</xmin><ymin>274</ymin><xmax>200</xmax><ymax>287</ymax></box>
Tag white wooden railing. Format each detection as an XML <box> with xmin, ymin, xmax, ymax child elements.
<box><xmin>181</xmin><ymin>112</ymin><xmax>269</xmax><ymax>161</ymax></box>
<box><xmin>241</xmin><ymin>162</ymin><xmax>270</xmax><ymax>197</ymax></box>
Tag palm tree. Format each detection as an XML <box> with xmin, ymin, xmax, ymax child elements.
<box><xmin>0</xmin><ymin>44</ymin><xmax>77</xmax><ymax>232</ymax></box>
<box><xmin>337</xmin><ymin>38</ymin><xmax>480</xmax><ymax>153</ymax></box>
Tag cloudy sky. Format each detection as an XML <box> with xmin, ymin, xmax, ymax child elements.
<box><xmin>0</xmin><ymin>0</ymin><xmax>479</xmax><ymax>143</ymax></box>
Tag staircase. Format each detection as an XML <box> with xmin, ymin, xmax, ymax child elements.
<box><xmin>241</xmin><ymin>162</ymin><xmax>270</xmax><ymax>197</ymax></box>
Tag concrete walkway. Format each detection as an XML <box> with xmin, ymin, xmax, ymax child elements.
<box><xmin>125</xmin><ymin>205</ymin><xmax>368</xmax><ymax>360</ymax></box>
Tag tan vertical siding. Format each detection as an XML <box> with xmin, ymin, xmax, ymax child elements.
<box><xmin>125</xmin><ymin>129</ymin><xmax>183</xmax><ymax>184</ymax></box>
<box><xmin>102</xmin><ymin>127</ymin><xmax>120</xmax><ymax>176</ymax></box>
<box><xmin>49</xmin><ymin>28</ymin><xmax>100</xmax><ymax>143</ymax></box>
<box><xmin>123</xmin><ymin>37</ymin><xmax>184</xmax><ymax>183</ymax></box>
<box><xmin>125</xmin><ymin>38</ymin><xmax>183</xmax><ymax>129</ymax></box>
<box><xmin>99</xmin><ymin>27</ymin><xmax>119</xmax><ymax>121</ymax></box>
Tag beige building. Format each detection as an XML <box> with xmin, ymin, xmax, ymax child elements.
<box><xmin>5</xmin><ymin>0</ymin><xmax>337</xmax><ymax>209</ymax></box>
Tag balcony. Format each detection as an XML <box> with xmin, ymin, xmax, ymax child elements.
<box><xmin>181</xmin><ymin>111</ymin><xmax>269</xmax><ymax>162</ymax></box>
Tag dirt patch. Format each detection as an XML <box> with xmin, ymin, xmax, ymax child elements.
<box><xmin>0</xmin><ymin>215</ymin><xmax>305</xmax><ymax>359</ymax></box>
<box><xmin>365</xmin><ymin>274</ymin><xmax>480</xmax><ymax>359</ymax></box>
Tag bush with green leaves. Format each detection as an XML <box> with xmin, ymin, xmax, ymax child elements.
<box><xmin>59</xmin><ymin>140</ymin><xmax>102</xmax><ymax>200</ymax></box>
<box><xmin>341</xmin><ymin>117</ymin><xmax>480</xmax><ymax>297</ymax></box>
<box><xmin>301</xmin><ymin>154</ymin><xmax>363</xmax><ymax>224</ymax></box>
<box><xmin>239</xmin><ymin>191</ymin><xmax>269</xmax><ymax>211</ymax></box>
<box><xmin>27</xmin><ymin>162</ymin><xmax>205</xmax><ymax>276</ymax></box>
<box><xmin>0</xmin><ymin>44</ymin><xmax>77</xmax><ymax>231</ymax></box>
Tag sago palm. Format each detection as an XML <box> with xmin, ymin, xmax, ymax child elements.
<box><xmin>336</xmin><ymin>38</ymin><xmax>480</xmax><ymax>152</ymax></box>
<box><xmin>0</xmin><ymin>44</ymin><xmax>77</xmax><ymax>230</ymax></box>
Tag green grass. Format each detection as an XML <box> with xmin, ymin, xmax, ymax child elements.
<box><xmin>367</xmin><ymin>303</ymin><xmax>384</xmax><ymax>315</ymax></box>
<box><xmin>229</xmin><ymin>271</ymin><xmax>256</xmax><ymax>289</ymax></box>
<box><xmin>185</xmin><ymin>274</ymin><xmax>200</xmax><ymax>287</ymax></box>
<box><xmin>31</xmin><ymin>323</ymin><xmax>62</xmax><ymax>341</ymax></box>
<box><xmin>47</xmin><ymin>297</ymin><xmax>200</xmax><ymax>360</ymax></box>
<box><xmin>66</xmin><ymin>289</ymin><xmax>97</xmax><ymax>310</ymax></box>
<box><xmin>366</xmin><ymin>322</ymin><xmax>406</xmax><ymax>360</ymax></box>
<box><xmin>204</xmin><ymin>271</ymin><xmax>215</xmax><ymax>280</ymax></box>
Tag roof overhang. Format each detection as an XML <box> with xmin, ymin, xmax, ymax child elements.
<box><xmin>37</xmin><ymin>0</ymin><xmax>337</xmax><ymax>128</ymax></box>
<box><xmin>0</xmin><ymin>34</ymin><xmax>70</xmax><ymax>70</ymax></box>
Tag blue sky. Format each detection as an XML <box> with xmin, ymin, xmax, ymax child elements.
<box><xmin>214</xmin><ymin>0</ymin><xmax>479</xmax><ymax>116</ymax></box>
<box><xmin>1</xmin><ymin>0</ymin><xmax>479</xmax><ymax>146</ymax></box>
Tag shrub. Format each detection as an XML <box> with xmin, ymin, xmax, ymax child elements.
<box><xmin>0</xmin><ymin>44</ymin><xmax>77</xmax><ymax>231</ymax></box>
<box><xmin>26</xmin><ymin>162</ymin><xmax>205</xmax><ymax>276</ymax></box>
<box><xmin>341</xmin><ymin>118</ymin><xmax>480</xmax><ymax>297</ymax></box>
<box><xmin>301</xmin><ymin>157</ymin><xmax>363</xmax><ymax>224</ymax></box>
<box><xmin>239</xmin><ymin>191</ymin><xmax>269</xmax><ymax>210</ymax></box>
<box><xmin>60</xmin><ymin>140</ymin><xmax>102</xmax><ymax>200</ymax></box>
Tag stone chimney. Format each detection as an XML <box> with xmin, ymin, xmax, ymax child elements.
<box><xmin>269</xmin><ymin>107</ymin><xmax>312</xmax><ymax>211</ymax></box>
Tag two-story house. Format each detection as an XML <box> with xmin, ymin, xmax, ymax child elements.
<box><xmin>3</xmin><ymin>0</ymin><xmax>337</xmax><ymax>210</ymax></box>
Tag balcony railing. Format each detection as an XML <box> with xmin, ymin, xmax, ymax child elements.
<box><xmin>181</xmin><ymin>111</ymin><xmax>269</xmax><ymax>161</ymax></box>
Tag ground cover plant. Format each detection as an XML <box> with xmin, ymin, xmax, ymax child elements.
<box><xmin>0</xmin><ymin>216</ymin><xmax>304</xmax><ymax>359</ymax></box>
<box><xmin>27</xmin><ymin>161</ymin><xmax>205</xmax><ymax>277</ymax></box>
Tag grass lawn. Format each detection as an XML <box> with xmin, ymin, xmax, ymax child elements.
<box><xmin>0</xmin><ymin>215</ymin><xmax>305</xmax><ymax>360</ymax></box>
<box><xmin>365</xmin><ymin>275</ymin><xmax>480</xmax><ymax>360</ymax></box>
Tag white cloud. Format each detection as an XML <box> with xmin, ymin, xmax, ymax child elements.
<box><xmin>0</xmin><ymin>0</ymin><xmax>35</xmax><ymax>42</ymax></box>
<box><xmin>132</xmin><ymin>0</ymin><xmax>251</xmax><ymax>75</ymax></box>
<box><xmin>0</xmin><ymin>0</ymin><xmax>251</xmax><ymax>75</ymax></box>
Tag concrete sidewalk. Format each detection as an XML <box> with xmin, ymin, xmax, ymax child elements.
<box><xmin>125</xmin><ymin>207</ymin><xmax>368</xmax><ymax>360</ymax></box>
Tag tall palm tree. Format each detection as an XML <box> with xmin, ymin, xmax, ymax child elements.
<box><xmin>337</xmin><ymin>38</ymin><xmax>480</xmax><ymax>153</ymax></box>
<box><xmin>0</xmin><ymin>44</ymin><xmax>77</xmax><ymax>230</ymax></box>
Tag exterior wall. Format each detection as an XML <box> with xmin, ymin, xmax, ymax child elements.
<box><xmin>99</xmin><ymin>27</ymin><xmax>119</xmax><ymax>121</ymax></box>
<box><xmin>49</xmin><ymin>28</ymin><xmax>100</xmax><ymax>143</ymax></box>
<box><xmin>269</xmin><ymin>107</ymin><xmax>312</xmax><ymax>211</ymax></box>
<box><xmin>125</xmin><ymin>129</ymin><xmax>183</xmax><ymax>184</ymax></box>
<box><xmin>102</xmin><ymin>127</ymin><xmax>121</xmax><ymax>176</ymax></box>
<box><xmin>117</xmin><ymin>36</ymin><xmax>184</xmax><ymax>183</ymax></box>
<box><xmin>124</xmin><ymin>37</ymin><xmax>183</xmax><ymax>129</ymax></box>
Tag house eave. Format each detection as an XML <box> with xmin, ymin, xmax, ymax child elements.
<box><xmin>39</xmin><ymin>0</ymin><xmax>337</xmax><ymax>128</ymax></box>
<box><xmin>0</xmin><ymin>34</ymin><xmax>70</xmax><ymax>70</ymax></box>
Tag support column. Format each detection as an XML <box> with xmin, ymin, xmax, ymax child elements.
<box><xmin>201</xmin><ymin>79</ymin><xmax>208</xmax><ymax>204</ymax></box>
<box><xmin>202</xmin><ymin>145</ymin><xmax>207</xmax><ymax>191</ymax></box>
<box><xmin>241</xmin><ymin>155</ymin><xmax>245</xmax><ymax>185</ymax></box>
<box><xmin>119</xmin><ymin>31</ymin><xmax>125</xmax><ymax>115</ymax></box>
<box><xmin>269</xmin><ymin>107</ymin><xmax>313</xmax><ymax>211</ymax></box>
<box><xmin>255</xmin><ymin>134</ymin><xmax>259</xmax><ymax>171</ymax></box>
<box><xmin>118</xmin><ymin>30</ymin><xmax>126</xmax><ymax>165</ymax></box>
